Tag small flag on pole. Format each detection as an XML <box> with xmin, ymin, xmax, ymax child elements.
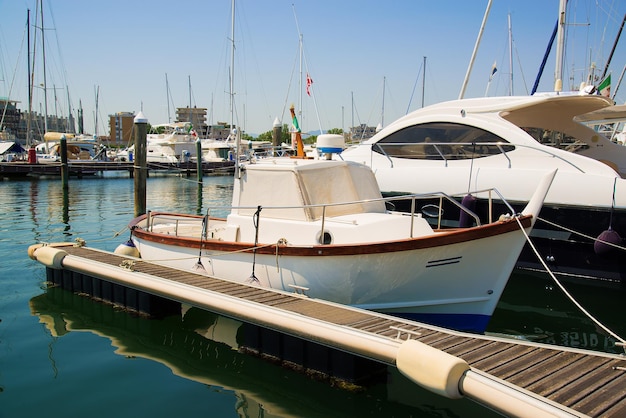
<box><xmin>598</xmin><ymin>74</ymin><xmax>611</xmax><ymax>97</ymax></box>
<box><xmin>489</xmin><ymin>61</ymin><xmax>497</xmax><ymax>81</ymax></box>
<box><xmin>306</xmin><ymin>73</ymin><xmax>313</xmax><ymax>96</ymax></box>
<box><xmin>291</xmin><ymin>106</ymin><xmax>301</xmax><ymax>133</ymax></box>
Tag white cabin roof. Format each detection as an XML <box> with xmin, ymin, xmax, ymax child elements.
<box><xmin>233</xmin><ymin>159</ymin><xmax>386</xmax><ymax>221</ymax></box>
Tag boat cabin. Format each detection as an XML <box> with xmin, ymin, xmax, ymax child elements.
<box><xmin>231</xmin><ymin>159</ymin><xmax>387</xmax><ymax>222</ymax></box>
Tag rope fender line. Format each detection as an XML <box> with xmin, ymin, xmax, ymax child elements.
<box><xmin>515</xmin><ymin>216</ymin><xmax>626</xmax><ymax>351</ymax></box>
<box><xmin>536</xmin><ymin>216</ymin><xmax>626</xmax><ymax>253</ymax></box>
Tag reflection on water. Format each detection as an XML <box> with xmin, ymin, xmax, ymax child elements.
<box><xmin>6</xmin><ymin>174</ymin><xmax>626</xmax><ymax>417</ymax></box>
<box><xmin>29</xmin><ymin>286</ymin><xmax>498</xmax><ymax>417</ymax></box>
<box><xmin>487</xmin><ymin>271</ymin><xmax>626</xmax><ymax>354</ymax></box>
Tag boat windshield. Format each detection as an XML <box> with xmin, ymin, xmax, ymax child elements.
<box><xmin>520</xmin><ymin>127</ymin><xmax>590</xmax><ymax>153</ymax></box>
<box><xmin>372</xmin><ymin>122</ymin><xmax>514</xmax><ymax>160</ymax></box>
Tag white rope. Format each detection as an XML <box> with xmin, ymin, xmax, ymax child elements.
<box><xmin>515</xmin><ymin>217</ymin><xmax>626</xmax><ymax>349</ymax></box>
<box><xmin>137</xmin><ymin>242</ymin><xmax>277</xmax><ymax>264</ymax></box>
<box><xmin>537</xmin><ymin>216</ymin><xmax>626</xmax><ymax>252</ymax></box>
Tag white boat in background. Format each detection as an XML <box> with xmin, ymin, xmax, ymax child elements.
<box><xmin>575</xmin><ymin>103</ymin><xmax>626</xmax><ymax>145</ymax></box>
<box><xmin>200</xmin><ymin>138</ymin><xmax>234</xmax><ymax>162</ymax></box>
<box><xmin>115</xmin><ymin>122</ymin><xmax>198</xmax><ymax>164</ymax></box>
<box><xmin>338</xmin><ymin>93</ymin><xmax>626</xmax><ymax>287</ymax></box>
<box><xmin>125</xmin><ymin>135</ymin><xmax>555</xmax><ymax>333</ymax></box>
<box><xmin>35</xmin><ymin>132</ymin><xmax>103</xmax><ymax>163</ymax></box>
<box><xmin>115</xmin><ymin>143</ymin><xmax>179</xmax><ymax>164</ymax></box>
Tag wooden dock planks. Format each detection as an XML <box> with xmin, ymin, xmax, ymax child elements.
<box><xmin>52</xmin><ymin>245</ymin><xmax>626</xmax><ymax>417</ymax></box>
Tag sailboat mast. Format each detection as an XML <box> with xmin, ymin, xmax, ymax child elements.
<box><xmin>165</xmin><ymin>73</ymin><xmax>171</xmax><ymax>123</ymax></box>
<box><xmin>40</xmin><ymin>0</ymin><xmax>48</xmax><ymax>134</ymax></box>
<box><xmin>381</xmin><ymin>76</ymin><xmax>385</xmax><ymax>127</ymax></box>
<box><xmin>459</xmin><ymin>0</ymin><xmax>492</xmax><ymax>99</ymax></box>
<box><xmin>508</xmin><ymin>14</ymin><xmax>514</xmax><ymax>95</ymax></box>
<box><xmin>351</xmin><ymin>91</ymin><xmax>354</xmax><ymax>134</ymax></box>
<box><xmin>299</xmin><ymin>33</ymin><xmax>303</xmax><ymax>128</ymax></box>
<box><xmin>422</xmin><ymin>56</ymin><xmax>426</xmax><ymax>108</ymax></box>
<box><xmin>188</xmin><ymin>75</ymin><xmax>192</xmax><ymax>126</ymax></box>
<box><xmin>94</xmin><ymin>86</ymin><xmax>99</xmax><ymax>137</ymax></box>
<box><xmin>66</xmin><ymin>86</ymin><xmax>72</xmax><ymax>132</ymax></box>
<box><xmin>26</xmin><ymin>9</ymin><xmax>32</xmax><ymax>147</ymax></box>
<box><xmin>554</xmin><ymin>0</ymin><xmax>567</xmax><ymax>92</ymax></box>
<box><xmin>230</xmin><ymin>0</ymin><xmax>239</xmax><ymax>178</ymax></box>
<box><xmin>230</xmin><ymin>0</ymin><xmax>235</xmax><ymax>134</ymax></box>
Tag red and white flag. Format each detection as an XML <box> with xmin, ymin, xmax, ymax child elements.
<box><xmin>306</xmin><ymin>73</ymin><xmax>313</xmax><ymax>96</ymax></box>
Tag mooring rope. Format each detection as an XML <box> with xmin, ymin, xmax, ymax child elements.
<box><xmin>537</xmin><ymin>216</ymin><xmax>626</xmax><ymax>252</ymax></box>
<box><xmin>132</xmin><ymin>243</ymin><xmax>276</xmax><ymax>264</ymax></box>
<box><xmin>515</xmin><ymin>217</ymin><xmax>626</xmax><ymax>350</ymax></box>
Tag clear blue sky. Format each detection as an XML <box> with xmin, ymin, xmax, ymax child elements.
<box><xmin>1</xmin><ymin>0</ymin><xmax>625</xmax><ymax>137</ymax></box>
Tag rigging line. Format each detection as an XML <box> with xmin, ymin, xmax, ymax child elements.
<box><xmin>292</xmin><ymin>4</ymin><xmax>323</xmax><ymax>133</ymax></box>
<box><xmin>513</xmin><ymin>39</ymin><xmax>530</xmax><ymax>95</ymax></box>
<box><xmin>406</xmin><ymin>61</ymin><xmax>424</xmax><ymax>114</ymax></box>
<box><xmin>0</xmin><ymin>19</ymin><xmax>28</xmax><ymax>131</ymax></box>
<box><xmin>302</xmin><ymin>52</ymin><xmax>323</xmax><ymax>133</ymax></box>
<box><xmin>280</xmin><ymin>48</ymin><xmax>299</xmax><ymax>127</ymax></box>
<box><xmin>514</xmin><ymin>216</ymin><xmax>626</xmax><ymax>348</ymax></box>
<box><xmin>536</xmin><ymin>215</ymin><xmax>626</xmax><ymax>253</ymax></box>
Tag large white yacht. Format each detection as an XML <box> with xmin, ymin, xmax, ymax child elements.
<box><xmin>338</xmin><ymin>93</ymin><xmax>626</xmax><ymax>287</ymax></box>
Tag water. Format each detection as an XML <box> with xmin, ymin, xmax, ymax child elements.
<box><xmin>1</xmin><ymin>173</ymin><xmax>624</xmax><ymax>417</ymax></box>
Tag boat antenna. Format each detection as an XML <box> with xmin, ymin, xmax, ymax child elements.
<box><xmin>248</xmin><ymin>206</ymin><xmax>262</xmax><ymax>283</ymax></box>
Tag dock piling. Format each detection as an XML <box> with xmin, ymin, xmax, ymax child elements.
<box><xmin>133</xmin><ymin>112</ymin><xmax>148</xmax><ymax>217</ymax></box>
<box><xmin>60</xmin><ymin>135</ymin><xmax>68</xmax><ymax>189</ymax></box>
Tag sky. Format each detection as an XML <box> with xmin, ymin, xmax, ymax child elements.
<box><xmin>1</xmin><ymin>0</ymin><xmax>625</xmax><ymax>137</ymax></box>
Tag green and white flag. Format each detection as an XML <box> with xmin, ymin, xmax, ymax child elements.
<box><xmin>598</xmin><ymin>74</ymin><xmax>611</xmax><ymax>97</ymax></box>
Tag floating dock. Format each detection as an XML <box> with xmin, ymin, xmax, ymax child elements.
<box><xmin>28</xmin><ymin>243</ymin><xmax>626</xmax><ymax>418</ymax></box>
<box><xmin>0</xmin><ymin>160</ymin><xmax>234</xmax><ymax>178</ymax></box>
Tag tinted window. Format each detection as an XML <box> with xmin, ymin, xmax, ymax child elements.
<box><xmin>373</xmin><ymin>122</ymin><xmax>514</xmax><ymax>159</ymax></box>
<box><xmin>523</xmin><ymin>127</ymin><xmax>590</xmax><ymax>153</ymax></box>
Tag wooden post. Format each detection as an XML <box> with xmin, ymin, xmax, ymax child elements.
<box><xmin>133</xmin><ymin>112</ymin><xmax>148</xmax><ymax>217</ymax></box>
<box><xmin>195</xmin><ymin>138</ymin><xmax>202</xmax><ymax>183</ymax></box>
<box><xmin>60</xmin><ymin>134</ymin><xmax>69</xmax><ymax>189</ymax></box>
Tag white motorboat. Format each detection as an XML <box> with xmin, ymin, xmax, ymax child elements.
<box><xmin>35</xmin><ymin>132</ymin><xmax>103</xmax><ymax>163</ymax></box>
<box><xmin>116</xmin><ymin>122</ymin><xmax>199</xmax><ymax>164</ymax></box>
<box><xmin>338</xmin><ymin>93</ymin><xmax>626</xmax><ymax>286</ymax></box>
<box><xmin>125</xmin><ymin>135</ymin><xmax>555</xmax><ymax>333</ymax></box>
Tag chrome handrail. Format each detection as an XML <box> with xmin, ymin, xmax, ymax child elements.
<box><xmin>367</xmin><ymin>141</ymin><xmax>585</xmax><ymax>173</ymax></box>
<box><xmin>144</xmin><ymin>186</ymin><xmax>516</xmax><ymax>240</ymax></box>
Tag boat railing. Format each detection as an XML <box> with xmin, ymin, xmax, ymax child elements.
<box><xmin>145</xmin><ymin>187</ymin><xmax>516</xmax><ymax>242</ymax></box>
<box><xmin>369</xmin><ymin>141</ymin><xmax>586</xmax><ymax>172</ymax></box>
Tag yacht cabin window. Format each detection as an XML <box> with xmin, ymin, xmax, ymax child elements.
<box><xmin>521</xmin><ymin>127</ymin><xmax>590</xmax><ymax>153</ymax></box>
<box><xmin>372</xmin><ymin>122</ymin><xmax>514</xmax><ymax>160</ymax></box>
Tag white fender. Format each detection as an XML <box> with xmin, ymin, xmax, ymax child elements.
<box><xmin>396</xmin><ymin>339</ymin><xmax>469</xmax><ymax>399</ymax></box>
<box><xmin>33</xmin><ymin>246</ymin><xmax>68</xmax><ymax>270</ymax></box>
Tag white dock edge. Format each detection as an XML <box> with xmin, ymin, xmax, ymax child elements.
<box><xmin>30</xmin><ymin>245</ymin><xmax>588</xmax><ymax>418</ymax></box>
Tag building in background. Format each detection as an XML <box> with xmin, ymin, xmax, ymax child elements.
<box><xmin>0</xmin><ymin>98</ymin><xmax>21</xmax><ymax>141</ymax></box>
<box><xmin>109</xmin><ymin>112</ymin><xmax>135</xmax><ymax>146</ymax></box>
<box><xmin>176</xmin><ymin>106</ymin><xmax>208</xmax><ymax>137</ymax></box>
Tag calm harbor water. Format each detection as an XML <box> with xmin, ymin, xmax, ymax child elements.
<box><xmin>1</xmin><ymin>173</ymin><xmax>624</xmax><ymax>417</ymax></box>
